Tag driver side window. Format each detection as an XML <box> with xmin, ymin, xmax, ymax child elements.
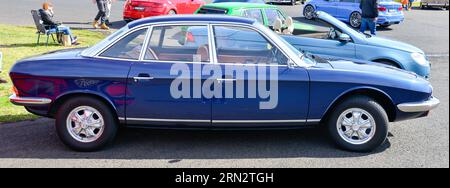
<box><xmin>213</xmin><ymin>26</ymin><xmax>288</xmax><ymax>65</ymax></box>
<box><xmin>100</xmin><ymin>28</ymin><xmax>148</xmax><ymax>60</ymax></box>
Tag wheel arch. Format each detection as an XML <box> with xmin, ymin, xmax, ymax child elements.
<box><xmin>49</xmin><ymin>91</ymin><xmax>118</xmax><ymax>119</ymax></box>
<box><xmin>371</xmin><ymin>57</ymin><xmax>404</xmax><ymax>69</ymax></box>
<box><xmin>321</xmin><ymin>87</ymin><xmax>397</xmax><ymax>123</ymax></box>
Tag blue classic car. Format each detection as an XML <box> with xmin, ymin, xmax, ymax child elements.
<box><xmin>9</xmin><ymin>15</ymin><xmax>439</xmax><ymax>152</ymax></box>
<box><xmin>304</xmin><ymin>0</ymin><xmax>405</xmax><ymax>28</ymax></box>
<box><xmin>283</xmin><ymin>11</ymin><xmax>431</xmax><ymax>77</ymax></box>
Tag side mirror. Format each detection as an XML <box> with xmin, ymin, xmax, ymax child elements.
<box><xmin>339</xmin><ymin>33</ymin><xmax>352</xmax><ymax>43</ymax></box>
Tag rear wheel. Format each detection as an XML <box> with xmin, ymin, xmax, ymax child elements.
<box><xmin>304</xmin><ymin>5</ymin><xmax>315</xmax><ymax>20</ymax></box>
<box><xmin>55</xmin><ymin>97</ymin><xmax>118</xmax><ymax>152</ymax></box>
<box><xmin>349</xmin><ymin>12</ymin><xmax>362</xmax><ymax>28</ymax></box>
<box><xmin>327</xmin><ymin>96</ymin><xmax>389</xmax><ymax>152</ymax></box>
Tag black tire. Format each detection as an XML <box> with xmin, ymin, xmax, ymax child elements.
<box><xmin>326</xmin><ymin>96</ymin><xmax>389</xmax><ymax>152</ymax></box>
<box><xmin>55</xmin><ymin>96</ymin><xmax>118</xmax><ymax>152</ymax></box>
<box><xmin>303</xmin><ymin>5</ymin><xmax>316</xmax><ymax>20</ymax></box>
<box><xmin>168</xmin><ymin>10</ymin><xmax>176</xmax><ymax>15</ymax></box>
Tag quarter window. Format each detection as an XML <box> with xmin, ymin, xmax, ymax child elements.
<box><xmin>144</xmin><ymin>25</ymin><xmax>210</xmax><ymax>62</ymax></box>
<box><xmin>265</xmin><ymin>9</ymin><xmax>286</xmax><ymax>26</ymax></box>
<box><xmin>213</xmin><ymin>26</ymin><xmax>288</xmax><ymax>65</ymax></box>
<box><xmin>242</xmin><ymin>9</ymin><xmax>264</xmax><ymax>24</ymax></box>
<box><xmin>100</xmin><ymin>28</ymin><xmax>148</xmax><ymax>60</ymax></box>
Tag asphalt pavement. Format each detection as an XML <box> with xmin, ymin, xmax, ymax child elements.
<box><xmin>0</xmin><ymin>0</ymin><xmax>448</xmax><ymax>168</ymax></box>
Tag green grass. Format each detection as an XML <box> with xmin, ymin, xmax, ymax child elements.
<box><xmin>0</xmin><ymin>24</ymin><xmax>105</xmax><ymax>123</ymax></box>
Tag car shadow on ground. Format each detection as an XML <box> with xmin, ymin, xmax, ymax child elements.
<box><xmin>0</xmin><ymin>118</ymin><xmax>391</xmax><ymax>160</ymax></box>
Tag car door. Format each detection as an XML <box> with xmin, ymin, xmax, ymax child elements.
<box><xmin>315</xmin><ymin>0</ymin><xmax>339</xmax><ymax>17</ymax></box>
<box><xmin>125</xmin><ymin>24</ymin><xmax>212</xmax><ymax>126</ymax></box>
<box><xmin>337</xmin><ymin>0</ymin><xmax>359</xmax><ymax>20</ymax></box>
<box><xmin>211</xmin><ymin>25</ymin><xmax>310</xmax><ymax>127</ymax></box>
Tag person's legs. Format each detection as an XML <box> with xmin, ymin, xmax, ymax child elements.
<box><xmin>105</xmin><ymin>1</ymin><xmax>112</xmax><ymax>25</ymax></box>
<box><xmin>95</xmin><ymin>0</ymin><xmax>106</xmax><ymax>23</ymax></box>
<box><xmin>360</xmin><ymin>18</ymin><xmax>368</xmax><ymax>33</ymax></box>
<box><xmin>368</xmin><ymin>18</ymin><xmax>377</xmax><ymax>35</ymax></box>
<box><xmin>57</xmin><ymin>26</ymin><xmax>77</xmax><ymax>43</ymax></box>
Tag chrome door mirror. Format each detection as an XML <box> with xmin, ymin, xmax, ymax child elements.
<box><xmin>338</xmin><ymin>33</ymin><xmax>352</xmax><ymax>43</ymax></box>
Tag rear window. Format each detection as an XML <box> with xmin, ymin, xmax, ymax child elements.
<box><xmin>197</xmin><ymin>7</ymin><xmax>228</xmax><ymax>14</ymax></box>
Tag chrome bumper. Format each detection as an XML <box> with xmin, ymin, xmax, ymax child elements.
<box><xmin>9</xmin><ymin>94</ymin><xmax>52</xmax><ymax>106</ymax></box>
<box><xmin>397</xmin><ymin>97</ymin><xmax>440</xmax><ymax>113</ymax></box>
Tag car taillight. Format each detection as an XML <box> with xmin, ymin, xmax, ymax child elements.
<box><xmin>186</xmin><ymin>32</ymin><xmax>195</xmax><ymax>42</ymax></box>
<box><xmin>378</xmin><ymin>7</ymin><xmax>387</xmax><ymax>11</ymax></box>
<box><xmin>11</xmin><ymin>86</ymin><xmax>19</xmax><ymax>96</ymax></box>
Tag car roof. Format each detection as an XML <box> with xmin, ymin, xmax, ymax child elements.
<box><xmin>128</xmin><ymin>15</ymin><xmax>256</xmax><ymax>29</ymax></box>
<box><xmin>200</xmin><ymin>2</ymin><xmax>277</xmax><ymax>10</ymax></box>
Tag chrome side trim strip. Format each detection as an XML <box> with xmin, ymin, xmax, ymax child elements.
<box><xmin>307</xmin><ymin>119</ymin><xmax>322</xmax><ymax>123</ymax></box>
<box><xmin>9</xmin><ymin>94</ymin><xmax>52</xmax><ymax>105</ymax></box>
<box><xmin>212</xmin><ymin>120</ymin><xmax>307</xmax><ymax>123</ymax></box>
<box><xmin>397</xmin><ymin>97</ymin><xmax>440</xmax><ymax>113</ymax></box>
<box><xmin>124</xmin><ymin>118</ymin><xmax>210</xmax><ymax>123</ymax></box>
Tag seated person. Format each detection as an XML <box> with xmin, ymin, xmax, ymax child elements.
<box><xmin>39</xmin><ymin>2</ymin><xmax>79</xmax><ymax>45</ymax></box>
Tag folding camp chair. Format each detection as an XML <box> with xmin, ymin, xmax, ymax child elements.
<box><xmin>31</xmin><ymin>10</ymin><xmax>60</xmax><ymax>46</ymax></box>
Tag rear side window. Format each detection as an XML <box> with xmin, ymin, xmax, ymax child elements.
<box><xmin>242</xmin><ymin>9</ymin><xmax>264</xmax><ymax>24</ymax></box>
<box><xmin>197</xmin><ymin>7</ymin><xmax>228</xmax><ymax>14</ymax></box>
<box><xmin>100</xmin><ymin>28</ymin><xmax>148</xmax><ymax>60</ymax></box>
<box><xmin>145</xmin><ymin>25</ymin><xmax>210</xmax><ymax>62</ymax></box>
<box><xmin>265</xmin><ymin>9</ymin><xmax>285</xmax><ymax>26</ymax></box>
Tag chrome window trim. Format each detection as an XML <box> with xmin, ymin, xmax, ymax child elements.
<box><xmin>86</xmin><ymin>20</ymin><xmax>308</xmax><ymax>67</ymax></box>
<box><xmin>210</xmin><ymin>23</ymin><xmax>293</xmax><ymax>66</ymax></box>
<box><xmin>142</xmin><ymin>23</ymin><xmax>213</xmax><ymax>64</ymax></box>
<box><xmin>94</xmin><ymin>26</ymin><xmax>151</xmax><ymax>60</ymax></box>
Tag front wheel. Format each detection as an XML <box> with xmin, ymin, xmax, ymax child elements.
<box><xmin>168</xmin><ymin>10</ymin><xmax>176</xmax><ymax>15</ymax></box>
<box><xmin>327</xmin><ymin>96</ymin><xmax>389</xmax><ymax>152</ymax></box>
<box><xmin>349</xmin><ymin>12</ymin><xmax>362</xmax><ymax>28</ymax></box>
<box><xmin>55</xmin><ymin>97</ymin><xmax>118</xmax><ymax>152</ymax></box>
<box><xmin>304</xmin><ymin>5</ymin><xmax>315</xmax><ymax>20</ymax></box>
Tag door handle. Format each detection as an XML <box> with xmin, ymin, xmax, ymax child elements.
<box><xmin>133</xmin><ymin>73</ymin><xmax>154</xmax><ymax>82</ymax></box>
<box><xmin>216</xmin><ymin>78</ymin><xmax>236</xmax><ymax>84</ymax></box>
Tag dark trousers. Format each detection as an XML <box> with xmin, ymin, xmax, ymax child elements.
<box><xmin>95</xmin><ymin>0</ymin><xmax>107</xmax><ymax>24</ymax></box>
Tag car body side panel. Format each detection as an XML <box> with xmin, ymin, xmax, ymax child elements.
<box><xmin>307</xmin><ymin>66</ymin><xmax>432</xmax><ymax>121</ymax></box>
<box><xmin>10</xmin><ymin>56</ymin><xmax>132</xmax><ymax>118</ymax></box>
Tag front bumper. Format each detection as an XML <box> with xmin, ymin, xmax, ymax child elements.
<box><xmin>9</xmin><ymin>94</ymin><xmax>52</xmax><ymax>106</ymax></box>
<box><xmin>397</xmin><ymin>97</ymin><xmax>440</xmax><ymax>113</ymax></box>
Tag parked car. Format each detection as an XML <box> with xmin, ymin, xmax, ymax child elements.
<box><xmin>123</xmin><ymin>0</ymin><xmax>206</xmax><ymax>22</ymax></box>
<box><xmin>267</xmin><ymin>0</ymin><xmax>301</xmax><ymax>5</ymax></box>
<box><xmin>213</xmin><ymin>0</ymin><xmax>266</xmax><ymax>3</ymax></box>
<box><xmin>304</xmin><ymin>0</ymin><xmax>405</xmax><ymax>28</ymax></box>
<box><xmin>283</xmin><ymin>11</ymin><xmax>431</xmax><ymax>77</ymax></box>
<box><xmin>420</xmin><ymin>0</ymin><xmax>449</xmax><ymax>10</ymax></box>
<box><xmin>10</xmin><ymin>15</ymin><xmax>439</xmax><ymax>152</ymax></box>
<box><xmin>196</xmin><ymin>2</ymin><xmax>317</xmax><ymax>34</ymax></box>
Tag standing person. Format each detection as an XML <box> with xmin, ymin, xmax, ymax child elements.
<box><xmin>39</xmin><ymin>2</ymin><xmax>79</xmax><ymax>45</ymax></box>
<box><xmin>402</xmin><ymin>0</ymin><xmax>409</xmax><ymax>10</ymax></box>
<box><xmin>92</xmin><ymin>0</ymin><xmax>109</xmax><ymax>30</ymax></box>
<box><xmin>359</xmin><ymin>0</ymin><xmax>379</xmax><ymax>35</ymax></box>
<box><xmin>408</xmin><ymin>0</ymin><xmax>415</xmax><ymax>11</ymax></box>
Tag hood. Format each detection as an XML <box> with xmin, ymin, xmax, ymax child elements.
<box><xmin>364</xmin><ymin>36</ymin><xmax>424</xmax><ymax>53</ymax></box>
<box><xmin>20</xmin><ymin>48</ymin><xmax>86</xmax><ymax>62</ymax></box>
<box><xmin>326</xmin><ymin>59</ymin><xmax>420</xmax><ymax>80</ymax></box>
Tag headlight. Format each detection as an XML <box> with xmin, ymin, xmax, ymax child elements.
<box><xmin>411</xmin><ymin>52</ymin><xmax>428</xmax><ymax>66</ymax></box>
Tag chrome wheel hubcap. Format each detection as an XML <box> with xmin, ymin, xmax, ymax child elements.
<box><xmin>351</xmin><ymin>13</ymin><xmax>361</xmax><ymax>27</ymax></box>
<box><xmin>305</xmin><ymin>6</ymin><xmax>314</xmax><ymax>19</ymax></box>
<box><xmin>337</xmin><ymin>108</ymin><xmax>376</xmax><ymax>145</ymax></box>
<box><xmin>66</xmin><ymin>106</ymin><xmax>105</xmax><ymax>143</ymax></box>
